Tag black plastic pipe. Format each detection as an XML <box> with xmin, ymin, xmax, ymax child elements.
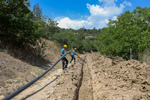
<box><xmin>74</xmin><ymin>53</ymin><xmax>85</xmax><ymax>62</ymax></box>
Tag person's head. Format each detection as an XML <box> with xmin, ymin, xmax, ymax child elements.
<box><xmin>64</xmin><ymin>45</ymin><xmax>67</xmax><ymax>49</ymax></box>
<box><xmin>74</xmin><ymin>48</ymin><xmax>77</xmax><ymax>51</ymax></box>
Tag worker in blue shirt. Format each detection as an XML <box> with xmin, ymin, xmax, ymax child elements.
<box><xmin>60</xmin><ymin>45</ymin><xmax>68</xmax><ymax>71</ymax></box>
<box><xmin>70</xmin><ymin>48</ymin><xmax>76</xmax><ymax>63</ymax></box>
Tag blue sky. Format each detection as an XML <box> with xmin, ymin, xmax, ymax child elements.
<box><xmin>29</xmin><ymin>0</ymin><xmax>150</xmax><ymax>29</ymax></box>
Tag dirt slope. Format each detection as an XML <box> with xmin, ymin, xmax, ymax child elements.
<box><xmin>0</xmin><ymin>52</ymin><xmax>43</xmax><ymax>98</ymax></box>
<box><xmin>0</xmin><ymin>39</ymin><xmax>70</xmax><ymax>99</ymax></box>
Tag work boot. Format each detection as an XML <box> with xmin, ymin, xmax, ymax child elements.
<box><xmin>65</xmin><ymin>67</ymin><xmax>70</xmax><ymax>69</ymax></box>
<box><xmin>63</xmin><ymin>69</ymin><xmax>66</xmax><ymax>71</ymax></box>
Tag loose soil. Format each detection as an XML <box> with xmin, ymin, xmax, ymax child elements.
<box><xmin>88</xmin><ymin>53</ymin><xmax>150</xmax><ymax>100</ymax></box>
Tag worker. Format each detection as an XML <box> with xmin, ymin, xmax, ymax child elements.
<box><xmin>70</xmin><ymin>48</ymin><xmax>76</xmax><ymax>63</ymax></box>
<box><xmin>60</xmin><ymin>45</ymin><xmax>68</xmax><ymax>71</ymax></box>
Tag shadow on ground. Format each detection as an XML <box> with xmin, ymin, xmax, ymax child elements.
<box><xmin>21</xmin><ymin>77</ymin><xmax>58</xmax><ymax>100</ymax></box>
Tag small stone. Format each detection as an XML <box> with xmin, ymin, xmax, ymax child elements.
<box><xmin>0</xmin><ymin>95</ymin><xmax>4</xmax><ymax>99</ymax></box>
<box><xmin>46</xmin><ymin>95</ymin><xmax>50</xmax><ymax>98</ymax></box>
<box><xmin>148</xmin><ymin>92</ymin><xmax>150</xmax><ymax>96</ymax></box>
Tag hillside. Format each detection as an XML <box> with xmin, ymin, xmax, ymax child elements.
<box><xmin>0</xmin><ymin>39</ymin><xmax>71</xmax><ymax>98</ymax></box>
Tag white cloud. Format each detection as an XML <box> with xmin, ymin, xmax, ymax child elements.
<box><xmin>99</xmin><ymin>0</ymin><xmax>103</xmax><ymax>2</ymax></box>
<box><xmin>56</xmin><ymin>0</ymin><xmax>132</xmax><ymax>29</ymax></box>
<box><xmin>123</xmin><ymin>1</ymin><xmax>132</xmax><ymax>6</ymax></box>
<box><xmin>112</xmin><ymin>16</ymin><xmax>117</xmax><ymax>20</ymax></box>
<box><xmin>57</xmin><ymin>17</ymin><xmax>94</xmax><ymax>29</ymax></box>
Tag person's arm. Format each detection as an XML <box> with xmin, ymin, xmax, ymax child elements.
<box><xmin>60</xmin><ymin>52</ymin><xmax>63</xmax><ymax>56</ymax></box>
<box><xmin>60</xmin><ymin>49</ymin><xmax>64</xmax><ymax>56</ymax></box>
<box><xmin>73</xmin><ymin>53</ymin><xmax>76</xmax><ymax>55</ymax></box>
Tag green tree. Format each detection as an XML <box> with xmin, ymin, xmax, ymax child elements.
<box><xmin>0</xmin><ymin>0</ymin><xmax>41</xmax><ymax>46</ymax></box>
<box><xmin>32</xmin><ymin>3</ymin><xmax>59</xmax><ymax>39</ymax></box>
<box><xmin>35</xmin><ymin>18</ymin><xmax>59</xmax><ymax>39</ymax></box>
<box><xmin>47</xmin><ymin>18</ymin><xmax>59</xmax><ymax>37</ymax></box>
<box><xmin>33</xmin><ymin>3</ymin><xmax>42</xmax><ymax>21</ymax></box>
<box><xmin>96</xmin><ymin>6</ymin><xmax>150</xmax><ymax>59</ymax></box>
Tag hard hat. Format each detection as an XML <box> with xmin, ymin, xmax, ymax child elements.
<box><xmin>74</xmin><ymin>48</ymin><xmax>77</xmax><ymax>50</ymax></box>
<box><xmin>64</xmin><ymin>45</ymin><xmax>67</xmax><ymax>48</ymax></box>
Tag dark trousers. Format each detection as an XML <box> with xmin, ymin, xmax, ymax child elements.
<box><xmin>70</xmin><ymin>55</ymin><xmax>76</xmax><ymax>63</ymax></box>
<box><xmin>62</xmin><ymin>57</ymin><xmax>68</xmax><ymax>70</ymax></box>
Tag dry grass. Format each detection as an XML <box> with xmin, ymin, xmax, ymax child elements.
<box><xmin>0</xmin><ymin>44</ymin><xmax>50</xmax><ymax>69</ymax></box>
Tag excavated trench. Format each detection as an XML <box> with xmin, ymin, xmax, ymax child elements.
<box><xmin>77</xmin><ymin>60</ymin><xmax>93</xmax><ymax>100</ymax></box>
<box><xmin>76</xmin><ymin>59</ymin><xmax>84</xmax><ymax>100</ymax></box>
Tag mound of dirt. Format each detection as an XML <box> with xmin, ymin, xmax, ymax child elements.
<box><xmin>112</xmin><ymin>56</ymin><xmax>124</xmax><ymax>65</ymax></box>
<box><xmin>88</xmin><ymin>54</ymin><xmax>150</xmax><ymax>100</ymax></box>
